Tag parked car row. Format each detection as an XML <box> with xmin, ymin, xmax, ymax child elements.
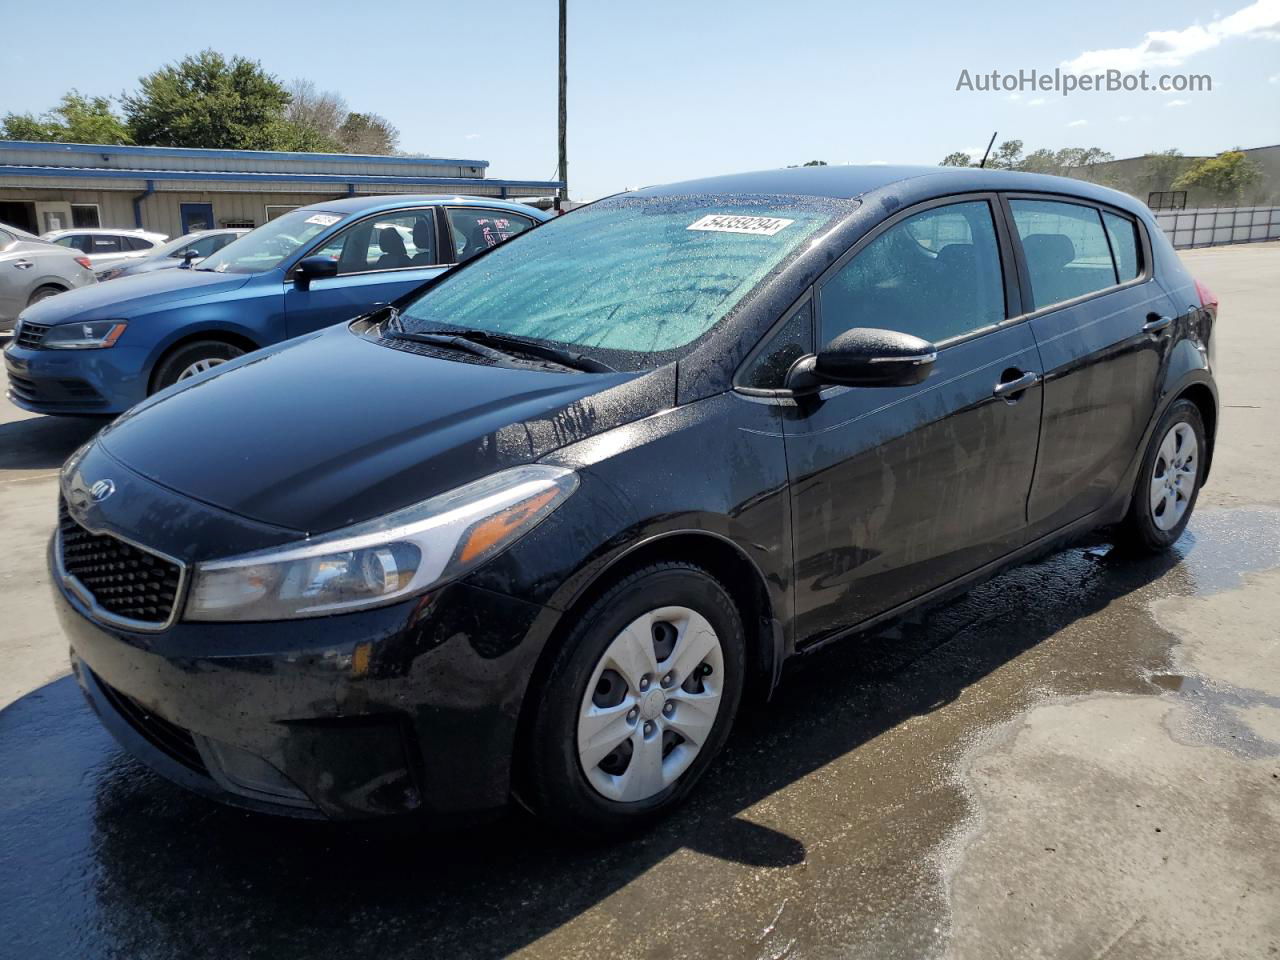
<box><xmin>94</xmin><ymin>228</ymin><xmax>249</xmax><ymax>281</ymax></box>
<box><xmin>10</xmin><ymin>171</ymin><xmax>1220</xmax><ymax>834</ymax></box>
<box><xmin>43</xmin><ymin>227</ymin><xmax>170</xmax><ymax>276</ymax></box>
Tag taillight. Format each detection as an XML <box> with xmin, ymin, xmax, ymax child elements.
<box><xmin>74</xmin><ymin>256</ymin><xmax>93</xmax><ymax>270</ymax></box>
<box><xmin>1195</xmin><ymin>278</ymin><xmax>1218</xmax><ymax>311</ymax></box>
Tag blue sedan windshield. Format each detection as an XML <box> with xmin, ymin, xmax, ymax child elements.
<box><xmin>399</xmin><ymin>196</ymin><xmax>840</xmax><ymax>366</ymax></box>
<box><xmin>197</xmin><ymin>208</ymin><xmax>342</xmax><ymax>275</ymax></box>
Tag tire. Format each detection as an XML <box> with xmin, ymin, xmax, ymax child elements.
<box><xmin>151</xmin><ymin>340</ymin><xmax>246</xmax><ymax>393</ymax></box>
<box><xmin>522</xmin><ymin>562</ymin><xmax>746</xmax><ymax>834</ymax></box>
<box><xmin>27</xmin><ymin>285</ymin><xmax>65</xmax><ymax>306</ymax></box>
<box><xmin>1116</xmin><ymin>398</ymin><xmax>1206</xmax><ymax>552</ymax></box>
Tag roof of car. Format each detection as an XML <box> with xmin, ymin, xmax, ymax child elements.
<box><xmin>297</xmin><ymin>194</ymin><xmax>551</xmax><ymax>218</ymax></box>
<box><xmin>43</xmin><ymin>227</ymin><xmax>167</xmax><ymax>237</ymax></box>
<box><xmin>630</xmin><ymin>165</ymin><xmax>1141</xmax><ymax>210</ymax></box>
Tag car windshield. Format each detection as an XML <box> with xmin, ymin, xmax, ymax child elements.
<box><xmin>196</xmin><ymin>209</ymin><xmax>343</xmax><ymax>274</ymax></box>
<box><xmin>397</xmin><ymin>195</ymin><xmax>842</xmax><ymax>369</ymax></box>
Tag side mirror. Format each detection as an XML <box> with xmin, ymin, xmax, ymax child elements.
<box><xmin>786</xmin><ymin>327</ymin><xmax>936</xmax><ymax>392</ymax></box>
<box><xmin>294</xmin><ymin>256</ymin><xmax>339</xmax><ymax>291</ymax></box>
<box><xmin>178</xmin><ymin>248</ymin><xmax>199</xmax><ymax>268</ymax></box>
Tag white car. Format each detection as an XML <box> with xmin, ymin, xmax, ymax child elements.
<box><xmin>40</xmin><ymin>228</ymin><xmax>169</xmax><ymax>273</ymax></box>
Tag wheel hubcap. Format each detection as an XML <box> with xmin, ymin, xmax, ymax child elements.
<box><xmin>177</xmin><ymin>357</ymin><xmax>229</xmax><ymax>381</ymax></box>
<box><xmin>577</xmin><ymin>605</ymin><xmax>725</xmax><ymax>803</ymax></box>
<box><xmin>1149</xmin><ymin>421</ymin><xmax>1198</xmax><ymax>531</ymax></box>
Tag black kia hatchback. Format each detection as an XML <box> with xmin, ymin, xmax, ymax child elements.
<box><xmin>53</xmin><ymin>166</ymin><xmax>1218</xmax><ymax>830</ymax></box>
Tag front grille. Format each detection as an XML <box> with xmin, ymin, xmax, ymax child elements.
<box><xmin>15</xmin><ymin>321</ymin><xmax>49</xmax><ymax>348</ymax></box>
<box><xmin>58</xmin><ymin>500</ymin><xmax>183</xmax><ymax>626</ymax></box>
<box><xmin>95</xmin><ymin>674</ymin><xmax>208</xmax><ymax>774</ymax></box>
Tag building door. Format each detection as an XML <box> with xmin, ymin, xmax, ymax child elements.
<box><xmin>0</xmin><ymin>201</ymin><xmax>36</xmax><ymax>233</ymax></box>
<box><xmin>180</xmin><ymin>203</ymin><xmax>215</xmax><ymax>234</ymax></box>
<box><xmin>34</xmin><ymin>201</ymin><xmax>74</xmax><ymax>234</ymax></box>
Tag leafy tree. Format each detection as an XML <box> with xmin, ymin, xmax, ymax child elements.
<box><xmin>123</xmin><ymin>50</ymin><xmax>293</xmax><ymax>150</ymax></box>
<box><xmin>802</xmin><ymin>159</ymin><xmax>827</xmax><ymax>167</ymax></box>
<box><xmin>1</xmin><ymin>91</ymin><xmax>132</xmax><ymax>144</ymax></box>
<box><xmin>988</xmin><ymin>139</ymin><xmax>1024</xmax><ymax>170</ymax></box>
<box><xmin>940</xmin><ymin>151</ymin><xmax>974</xmax><ymax>167</ymax></box>
<box><xmin>1173</xmin><ymin>150</ymin><xmax>1261</xmax><ymax>202</ymax></box>
<box><xmin>1141</xmin><ymin>149</ymin><xmax>1185</xmax><ymax>190</ymax></box>
<box><xmin>336</xmin><ymin>112</ymin><xmax>399</xmax><ymax>155</ymax></box>
<box><xmin>1019</xmin><ymin>148</ymin><xmax>1061</xmax><ymax>173</ymax></box>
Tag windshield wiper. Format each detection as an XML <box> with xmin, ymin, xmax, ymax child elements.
<box><xmin>383</xmin><ymin>330</ymin><xmax>520</xmax><ymax>365</ymax></box>
<box><xmin>440</xmin><ymin>329</ymin><xmax>615</xmax><ymax>373</ymax></box>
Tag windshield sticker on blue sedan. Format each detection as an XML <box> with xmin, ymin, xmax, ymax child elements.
<box><xmin>305</xmin><ymin>214</ymin><xmax>342</xmax><ymax>226</ymax></box>
<box><xmin>687</xmin><ymin>215</ymin><xmax>795</xmax><ymax>236</ymax></box>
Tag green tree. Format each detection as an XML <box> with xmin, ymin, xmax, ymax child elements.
<box><xmin>1</xmin><ymin>91</ymin><xmax>132</xmax><ymax>144</ymax></box>
<box><xmin>940</xmin><ymin>151</ymin><xmax>973</xmax><ymax>167</ymax></box>
<box><xmin>988</xmin><ymin>139</ymin><xmax>1024</xmax><ymax>170</ymax></box>
<box><xmin>336</xmin><ymin>112</ymin><xmax>399</xmax><ymax>155</ymax></box>
<box><xmin>123</xmin><ymin>50</ymin><xmax>293</xmax><ymax>150</ymax></box>
<box><xmin>1173</xmin><ymin>150</ymin><xmax>1261</xmax><ymax>202</ymax></box>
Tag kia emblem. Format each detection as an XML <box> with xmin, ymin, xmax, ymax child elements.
<box><xmin>90</xmin><ymin>479</ymin><xmax>116</xmax><ymax>503</ymax></box>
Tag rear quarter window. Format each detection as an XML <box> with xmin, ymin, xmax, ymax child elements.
<box><xmin>1102</xmin><ymin>211</ymin><xmax>1142</xmax><ymax>282</ymax></box>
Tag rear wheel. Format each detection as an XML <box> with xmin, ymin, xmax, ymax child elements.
<box><xmin>151</xmin><ymin>340</ymin><xmax>246</xmax><ymax>393</ymax></box>
<box><xmin>522</xmin><ymin>563</ymin><xmax>745</xmax><ymax>833</ymax></box>
<box><xmin>27</xmin><ymin>285</ymin><xmax>65</xmax><ymax>306</ymax></box>
<box><xmin>1116</xmin><ymin>398</ymin><xmax>1206</xmax><ymax>552</ymax></box>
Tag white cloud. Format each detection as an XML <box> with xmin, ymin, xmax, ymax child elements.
<box><xmin>1007</xmin><ymin>92</ymin><xmax>1022</xmax><ymax>101</ymax></box>
<box><xmin>1117</xmin><ymin>114</ymin><xmax>1133</xmax><ymax>122</ymax></box>
<box><xmin>1068</xmin><ymin>119</ymin><xmax>1089</xmax><ymax>127</ymax></box>
<box><xmin>1063</xmin><ymin>0</ymin><xmax>1280</xmax><ymax>71</ymax></box>
<box><xmin>866</xmin><ymin>160</ymin><xmax>889</xmax><ymax>165</ymax></box>
<box><xmin>464</xmin><ymin>133</ymin><xmax>481</xmax><ymax>140</ymax></box>
<box><xmin>1028</xmin><ymin>97</ymin><xmax>1047</xmax><ymax>106</ymax></box>
<box><xmin>1166</xmin><ymin>98</ymin><xmax>1192</xmax><ymax>107</ymax></box>
<box><xmin>1270</xmin><ymin>72</ymin><xmax>1280</xmax><ymax>82</ymax></box>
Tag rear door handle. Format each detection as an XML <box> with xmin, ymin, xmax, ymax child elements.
<box><xmin>1142</xmin><ymin>313</ymin><xmax>1173</xmax><ymax>335</ymax></box>
<box><xmin>993</xmin><ymin>370</ymin><xmax>1040</xmax><ymax>399</ymax></box>
<box><xmin>12</xmin><ymin>259</ymin><xmax>33</xmax><ymax>270</ymax></box>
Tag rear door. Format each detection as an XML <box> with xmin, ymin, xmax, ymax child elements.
<box><xmin>783</xmin><ymin>195</ymin><xmax>1043</xmax><ymax>645</ymax></box>
<box><xmin>283</xmin><ymin>208</ymin><xmax>449</xmax><ymax>336</ymax></box>
<box><xmin>1003</xmin><ymin>195</ymin><xmax>1181</xmax><ymax>536</ymax></box>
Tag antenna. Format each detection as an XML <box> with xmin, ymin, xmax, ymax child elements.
<box><xmin>978</xmin><ymin>131</ymin><xmax>998</xmax><ymax>169</ymax></box>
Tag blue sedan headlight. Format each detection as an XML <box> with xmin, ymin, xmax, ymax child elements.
<box><xmin>42</xmin><ymin>321</ymin><xmax>128</xmax><ymax>349</ymax></box>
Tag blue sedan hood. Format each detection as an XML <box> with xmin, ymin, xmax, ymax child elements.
<box><xmin>21</xmin><ymin>268</ymin><xmax>253</xmax><ymax>324</ymax></box>
<box><xmin>97</xmin><ymin>324</ymin><xmax>667</xmax><ymax>533</ymax></box>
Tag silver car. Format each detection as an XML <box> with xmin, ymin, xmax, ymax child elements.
<box><xmin>0</xmin><ymin>222</ymin><xmax>96</xmax><ymax>332</ymax></box>
<box><xmin>96</xmin><ymin>228</ymin><xmax>249</xmax><ymax>281</ymax></box>
<box><xmin>40</xmin><ymin>227</ymin><xmax>168</xmax><ymax>275</ymax></box>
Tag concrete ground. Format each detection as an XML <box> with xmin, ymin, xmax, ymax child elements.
<box><xmin>0</xmin><ymin>243</ymin><xmax>1277</xmax><ymax>959</ymax></box>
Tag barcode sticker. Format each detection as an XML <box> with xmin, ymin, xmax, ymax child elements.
<box><xmin>687</xmin><ymin>215</ymin><xmax>794</xmax><ymax>236</ymax></box>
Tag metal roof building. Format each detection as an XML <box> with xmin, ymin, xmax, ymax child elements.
<box><xmin>0</xmin><ymin>141</ymin><xmax>563</xmax><ymax>238</ymax></box>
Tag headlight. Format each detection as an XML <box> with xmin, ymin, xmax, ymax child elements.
<box><xmin>186</xmin><ymin>464</ymin><xmax>578</xmax><ymax>622</ymax></box>
<box><xmin>43</xmin><ymin>320</ymin><xmax>127</xmax><ymax>349</ymax></box>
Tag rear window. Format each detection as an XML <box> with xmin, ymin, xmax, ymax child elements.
<box><xmin>1009</xmin><ymin>200</ymin><xmax>1118</xmax><ymax>309</ymax></box>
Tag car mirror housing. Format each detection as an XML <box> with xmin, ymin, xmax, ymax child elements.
<box><xmin>785</xmin><ymin>327</ymin><xmax>937</xmax><ymax>392</ymax></box>
<box><xmin>294</xmin><ymin>256</ymin><xmax>339</xmax><ymax>291</ymax></box>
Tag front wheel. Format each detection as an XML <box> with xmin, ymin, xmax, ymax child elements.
<box><xmin>522</xmin><ymin>563</ymin><xmax>745</xmax><ymax>833</ymax></box>
<box><xmin>151</xmin><ymin>340</ymin><xmax>245</xmax><ymax>393</ymax></box>
<box><xmin>1116</xmin><ymin>398</ymin><xmax>1206</xmax><ymax>552</ymax></box>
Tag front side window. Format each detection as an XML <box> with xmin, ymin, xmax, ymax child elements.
<box><xmin>1102</xmin><ymin>210</ymin><xmax>1142</xmax><ymax>282</ymax></box>
<box><xmin>1010</xmin><ymin>199</ymin><xmax>1118</xmax><ymax>309</ymax></box>
<box><xmin>819</xmin><ymin>200</ymin><xmax>1005</xmax><ymax>346</ymax></box>
<box><xmin>309</xmin><ymin>211</ymin><xmax>439</xmax><ymax>275</ymax></box>
<box><xmin>398</xmin><ymin>195</ymin><xmax>844</xmax><ymax>370</ymax></box>
<box><xmin>447</xmin><ymin>208</ymin><xmax>535</xmax><ymax>263</ymax></box>
<box><xmin>196</xmin><ymin>209</ymin><xmax>344</xmax><ymax>275</ymax></box>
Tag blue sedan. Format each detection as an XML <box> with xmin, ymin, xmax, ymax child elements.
<box><xmin>4</xmin><ymin>195</ymin><xmax>547</xmax><ymax>415</ymax></box>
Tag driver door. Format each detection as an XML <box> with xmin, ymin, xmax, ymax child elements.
<box><xmin>783</xmin><ymin>196</ymin><xmax>1043</xmax><ymax>646</ymax></box>
<box><xmin>283</xmin><ymin>209</ymin><xmax>448</xmax><ymax>337</ymax></box>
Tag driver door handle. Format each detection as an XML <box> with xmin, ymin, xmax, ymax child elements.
<box><xmin>1142</xmin><ymin>313</ymin><xmax>1173</xmax><ymax>335</ymax></box>
<box><xmin>12</xmin><ymin>259</ymin><xmax>33</xmax><ymax>270</ymax></box>
<box><xmin>993</xmin><ymin>370</ymin><xmax>1040</xmax><ymax>399</ymax></box>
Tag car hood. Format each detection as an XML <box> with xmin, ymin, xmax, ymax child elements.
<box><xmin>19</xmin><ymin>267</ymin><xmax>253</xmax><ymax>323</ymax></box>
<box><xmin>98</xmin><ymin>324</ymin><xmax>670</xmax><ymax>532</ymax></box>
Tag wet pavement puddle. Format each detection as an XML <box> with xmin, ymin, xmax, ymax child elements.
<box><xmin>1</xmin><ymin>508</ymin><xmax>1278</xmax><ymax>959</ymax></box>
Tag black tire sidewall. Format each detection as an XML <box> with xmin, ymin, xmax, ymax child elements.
<box><xmin>1128</xmin><ymin>399</ymin><xmax>1206</xmax><ymax>549</ymax></box>
<box><xmin>28</xmin><ymin>286</ymin><xmax>63</xmax><ymax>305</ymax></box>
<box><xmin>152</xmin><ymin>341</ymin><xmax>244</xmax><ymax>392</ymax></box>
<box><xmin>525</xmin><ymin>564</ymin><xmax>745</xmax><ymax>832</ymax></box>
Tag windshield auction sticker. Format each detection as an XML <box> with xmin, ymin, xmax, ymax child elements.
<box><xmin>305</xmin><ymin>213</ymin><xmax>342</xmax><ymax>226</ymax></box>
<box><xmin>687</xmin><ymin>215</ymin><xmax>794</xmax><ymax>236</ymax></box>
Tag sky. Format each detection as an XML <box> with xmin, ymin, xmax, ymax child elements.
<box><xmin>2</xmin><ymin>0</ymin><xmax>1277</xmax><ymax>200</ymax></box>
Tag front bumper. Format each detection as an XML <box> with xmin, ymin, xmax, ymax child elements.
<box><xmin>54</xmin><ymin>549</ymin><xmax>556</xmax><ymax>821</ymax></box>
<box><xmin>4</xmin><ymin>340</ymin><xmax>149</xmax><ymax>415</ymax></box>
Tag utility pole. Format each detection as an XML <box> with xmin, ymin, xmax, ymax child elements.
<box><xmin>558</xmin><ymin>0</ymin><xmax>568</xmax><ymax>206</ymax></box>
